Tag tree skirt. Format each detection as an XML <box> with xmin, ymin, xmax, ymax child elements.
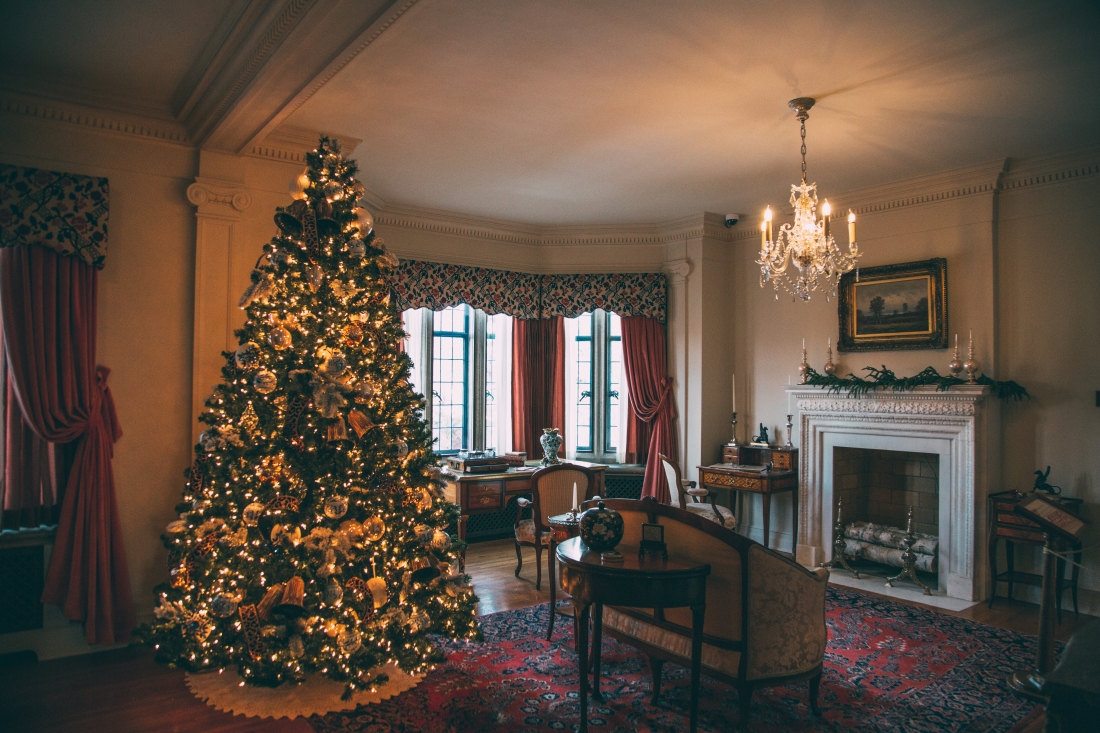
<box><xmin>185</xmin><ymin>661</ymin><xmax>422</xmax><ymax>719</ymax></box>
<box><xmin>310</xmin><ymin>587</ymin><xmax>1049</xmax><ymax>732</ymax></box>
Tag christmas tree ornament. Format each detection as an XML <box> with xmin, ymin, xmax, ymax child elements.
<box><xmin>235</xmin><ymin>342</ymin><xmax>261</xmax><ymax>369</ymax></box>
<box><xmin>407</xmin><ymin>609</ymin><xmax>430</xmax><ymax>634</ymax></box>
<box><xmin>288</xmin><ymin>172</ymin><xmax>310</xmax><ymax>200</ymax></box>
<box><xmin>364</xmin><ymin>516</ymin><xmax>386</xmax><ymax>542</ymax></box>
<box><xmin>186</xmin><ymin>613</ymin><xmax>214</xmax><ymax>642</ymax></box>
<box><xmin>323</xmin><ymin>579</ymin><xmax>344</xmax><ymax>606</ymax></box>
<box><xmin>288</xmin><ymin>634</ymin><xmax>305</xmax><ymax>658</ymax></box>
<box><xmin>153</xmin><ymin>595</ymin><xmax>180</xmax><ymax>622</ymax></box>
<box><xmin>239</xmin><ymin>269</ymin><xmax>275</xmax><ymax>308</ymax></box>
<box><xmin>326</xmin><ymin>415</ymin><xmax>349</xmax><ymax>443</ymax></box>
<box><xmin>313</xmin><ymin>383</ymin><xmax>346</xmax><ymax>419</ymax></box>
<box><xmin>307</xmin><ymin>262</ymin><xmax>324</xmax><ymax>292</ymax></box>
<box><xmin>342</xmin><ymin>322</ymin><xmax>365</xmax><ymax>347</ymax></box>
<box><xmin>430</xmin><ymin>530</ymin><xmax>451</xmax><ymax>551</ymax></box>
<box><xmin>354</xmin><ymin>380</ymin><xmax>375</xmax><ymax>403</ymax></box>
<box><xmin>242</xmin><ymin>502</ymin><xmax>265</xmax><ymax>526</ymax></box>
<box><xmin>166</xmin><ymin>519</ymin><xmax>188</xmax><ymax>534</ymax></box>
<box><xmin>323</xmin><ymin>181</ymin><xmax>344</xmax><ymax>201</ymax></box>
<box><xmin>367</xmin><ymin>576</ymin><xmax>389</xmax><ymax>609</ymax></box>
<box><xmin>353</xmin><ymin>207</ymin><xmax>374</xmax><ymax>235</ymax></box>
<box><xmin>339</xmin><ymin>519</ymin><xmax>365</xmax><ymax>546</ymax></box>
<box><xmin>416</xmin><ymin>488</ymin><xmax>433</xmax><ymax>512</ymax></box>
<box><xmin>378</xmin><ymin>250</ymin><xmax>400</xmax><ymax>270</ymax></box>
<box><xmin>253</xmin><ymin>370</ymin><xmax>278</xmax><ymax>394</ymax></box>
<box><xmin>323</xmin><ymin>354</ymin><xmax>348</xmax><ymax>377</ymax></box>
<box><xmin>413</xmin><ymin>524</ymin><xmax>433</xmax><ymax>543</ymax></box>
<box><xmin>315</xmin><ymin>199</ymin><xmax>340</xmax><ymax>238</ymax></box>
<box><xmin>211</xmin><ymin>594</ymin><xmax>239</xmax><ymax>618</ymax></box>
<box><xmin>273</xmin><ymin>576</ymin><xmax>306</xmax><ymax>617</ymax></box>
<box><xmin>348</xmin><ymin>239</ymin><xmax>366</xmax><ymax>259</ymax></box>
<box><xmin>238</xmin><ymin>604</ymin><xmax>266</xmax><ymax>660</ymax></box>
<box><xmin>324</xmin><ymin>494</ymin><xmax>349</xmax><ymax>519</ymax></box>
<box><xmin>274</xmin><ymin>199</ymin><xmax>308</xmax><ymax>236</ymax></box>
<box><xmin>346</xmin><ymin>409</ymin><xmax>373</xmax><ymax>437</ymax></box>
<box><xmin>267</xmin><ymin>325</ymin><xmax>292</xmax><ymax>350</ymax></box>
<box><xmin>330</xmin><ymin>280</ymin><xmax>360</xmax><ymax>301</ymax></box>
<box><xmin>257</xmin><ymin>583</ymin><xmax>285</xmax><ymax>621</ymax></box>
<box><xmin>337</xmin><ymin>628</ymin><xmax>362</xmax><ymax>655</ymax></box>
<box><xmin>395</xmin><ymin>440</ymin><xmax>409</xmax><ymax>458</ymax></box>
<box><xmin>239</xmin><ymin>402</ymin><xmax>259</xmax><ymax>434</ymax></box>
<box><xmin>409</xmin><ymin>555</ymin><xmax>440</xmax><ymax>584</ymax></box>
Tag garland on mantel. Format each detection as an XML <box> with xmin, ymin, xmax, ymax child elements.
<box><xmin>803</xmin><ymin>365</ymin><xmax>1030</xmax><ymax>402</ymax></box>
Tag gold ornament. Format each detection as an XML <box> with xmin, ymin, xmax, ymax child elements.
<box><xmin>416</xmin><ymin>488</ymin><xmax>433</xmax><ymax>512</ymax></box>
<box><xmin>254</xmin><ymin>370</ymin><xmax>278</xmax><ymax>394</ymax></box>
<box><xmin>267</xmin><ymin>325</ymin><xmax>292</xmax><ymax>350</ymax></box>
<box><xmin>242</xmin><ymin>502</ymin><xmax>265</xmax><ymax>526</ymax></box>
<box><xmin>347</xmin><ymin>409</ymin><xmax>373</xmax><ymax>437</ymax></box>
<box><xmin>307</xmin><ymin>263</ymin><xmax>324</xmax><ymax>292</ymax></box>
<box><xmin>367</xmin><ymin>576</ymin><xmax>388</xmax><ymax>609</ymax></box>
<box><xmin>240</xmin><ymin>402</ymin><xmax>259</xmax><ymax>434</ymax></box>
<box><xmin>324</xmin><ymin>495</ymin><xmax>349</xmax><ymax>519</ymax></box>
<box><xmin>342</xmin><ymin>322</ymin><xmax>364</xmax><ymax>347</ymax></box>
<box><xmin>364</xmin><ymin>516</ymin><xmax>386</xmax><ymax>542</ymax></box>
<box><xmin>327</xmin><ymin>415</ymin><xmax>349</xmax><ymax>443</ymax></box>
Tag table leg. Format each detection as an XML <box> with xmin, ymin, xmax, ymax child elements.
<box><xmin>988</xmin><ymin>531</ymin><xmax>999</xmax><ymax>608</ymax></box>
<box><xmin>547</xmin><ymin>538</ymin><xmax>557</xmax><ymax>641</ymax></box>
<box><xmin>577</xmin><ymin>602</ymin><xmax>590</xmax><ymax>733</ymax></box>
<box><xmin>762</xmin><ymin>492</ymin><xmax>771</xmax><ymax>549</ymax></box>
<box><xmin>592</xmin><ymin>603</ymin><xmax>603</xmax><ymax>702</ymax></box>
<box><xmin>1055</xmin><ymin>552</ymin><xmax>1065</xmax><ymax>625</ymax></box>
<box><xmin>690</xmin><ymin>604</ymin><xmax>705</xmax><ymax>733</ymax></box>
<box><xmin>1006</xmin><ymin>541</ymin><xmax>1015</xmax><ymax>600</ymax></box>
<box><xmin>1072</xmin><ymin>548</ymin><xmax>1082</xmax><ymax>616</ymax></box>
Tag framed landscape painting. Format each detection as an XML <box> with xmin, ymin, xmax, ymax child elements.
<box><xmin>837</xmin><ymin>258</ymin><xmax>947</xmax><ymax>352</ymax></box>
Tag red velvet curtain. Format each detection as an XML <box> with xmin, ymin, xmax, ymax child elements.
<box><xmin>621</xmin><ymin>316</ymin><xmax>675</xmax><ymax>503</ymax></box>
<box><xmin>623</xmin><ymin>405</ymin><xmax>650</xmax><ymax>465</ymax></box>
<box><xmin>0</xmin><ymin>245</ymin><xmax>132</xmax><ymax>644</ymax></box>
<box><xmin>511</xmin><ymin>317</ymin><xmax>564</xmax><ymax>458</ymax></box>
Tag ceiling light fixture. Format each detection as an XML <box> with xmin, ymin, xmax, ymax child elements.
<box><xmin>757</xmin><ymin>98</ymin><xmax>860</xmax><ymax>302</ymax></box>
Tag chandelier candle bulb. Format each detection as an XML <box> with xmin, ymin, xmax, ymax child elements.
<box><xmin>760</xmin><ymin>221</ymin><xmax>767</xmax><ymax>249</ymax></box>
<box><xmin>822</xmin><ymin>200</ymin><xmax>831</xmax><ymax>238</ymax></box>
<box><xmin>764</xmin><ymin>206</ymin><xmax>773</xmax><ymax>242</ymax></box>
<box><xmin>848</xmin><ymin>211</ymin><xmax>857</xmax><ymax>247</ymax></box>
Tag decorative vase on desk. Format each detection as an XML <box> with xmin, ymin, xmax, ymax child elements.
<box><xmin>540</xmin><ymin>427</ymin><xmax>562</xmax><ymax>466</ymax></box>
<box><xmin>579</xmin><ymin>501</ymin><xmax>624</xmax><ymax>558</ymax></box>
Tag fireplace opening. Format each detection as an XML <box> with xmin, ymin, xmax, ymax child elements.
<box><xmin>833</xmin><ymin>447</ymin><xmax>940</xmax><ymax>588</ymax></box>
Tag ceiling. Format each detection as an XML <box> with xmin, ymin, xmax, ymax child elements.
<box><xmin>3</xmin><ymin>0</ymin><xmax>1099</xmax><ymax>225</ymax></box>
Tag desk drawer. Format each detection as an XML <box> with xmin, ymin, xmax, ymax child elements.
<box><xmin>996</xmin><ymin>526</ymin><xmax>1045</xmax><ymax>543</ymax></box>
<box><xmin>998</xmin><ymin>512</ymin><xmax>1040</xmax><ymax>529</ymax></box>
<box><xmin>701</xmin><ymin>471</ymin><xmax>762</xmax><ymax>492</ymax></box>
<box><xmin>771</xmin><ymin>452</ymin><xmax>792</xmax><ymax>471</ymax></box>
<box><xmin>464</xmin><ymin>480</ymin><xmax>504</xmax><ymax>511</ymax></box>
<box><xmin>505</xmin><ymin>478</ymin><xmax>532</xmax><ymax>493</ymax></box>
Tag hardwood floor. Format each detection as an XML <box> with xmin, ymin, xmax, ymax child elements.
<box><xmin>0</xmin><ymin>538</ymin><xmax>1091</xmax><ymax>732</ymax></box>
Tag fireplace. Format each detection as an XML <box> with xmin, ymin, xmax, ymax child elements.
<box><xmin>787</xmin><ymin>385</ymin><xmax>998</xmax><ymax>602</ymax></box>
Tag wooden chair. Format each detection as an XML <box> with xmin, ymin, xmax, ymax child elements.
<box><xmin>660</xmin><ymin>453</ymin><xmax>736</xmax><ymax>530</ymax></box>
<box><xmin>514</xmin><ymin>463</ymin><xmax>596</xmax><ymax>639</ymax></box>
<box><xmin>593</xmin><ymin>497</ymin><xmax>828</xmax><ymax>732</ymax></box>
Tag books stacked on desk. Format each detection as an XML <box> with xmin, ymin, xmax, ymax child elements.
<box><xmin>445</xmin><ymin>453</ymin><xmax>511</xmax><ymax>474</ymax></box>
<box><xmin>503</xmin><ymin>452</ymin><xmax>527</xmax><ymax>467</ymax></box>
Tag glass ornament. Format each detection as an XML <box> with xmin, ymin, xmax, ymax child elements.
<box><xmin>407</xmin><ymin>609</ymin><xmax>430</xmax><ymax>634</ymax></box>
<box><xmin>364</xmin><ymin>516</ymin><xmax>386</xmax><ymax>542</ymax></box>
<box><xmin>323</xmin><ymin>181</ymin><xmax>344</xmax><ymax>201</ymax></box>
<box><xmin>242</xmin><ymin>502</ymin><xmax>265</xmax><ymax>526</ymax></box>
<box><xmin>355</xmin><ymin>380</ymin><xmax>375</xmax><ymax>402</ymax></box>
<box><xmin>339</xmin><ymin>519</ymin><xmax>365</xmax><ymax>546</ymax></box>
<box><xmin>267</xmin><ymin>326</ymin><xmax>292</xmax><ymax>350</ymax></box>
<box><xmin>395</xmin><ymin>440</ymin><xmax>409</xmax><ymax>458</ymax></box>
<box><xmin>337</xmin><ymin>628</ymin><xmax>362</xmax><ymax>654</ymax></box>
<box><xmin>323</xmin><ymin>579</ymin><xmax>343</xmax><ymax>606</ymax></box>
<box><xmin>324</xmin><ymin>495</ymin><xmax>349</xmax><ymax>519</ymax></box>
<box><xmin>211</xmin><ymin>594</ymin><xmax>239</xmax><ymax>618</ymax></box>
<box><xmin>324</xmin><ymin>354</ymin><xmax>348</xmax><ymax>377</ymax></box>
<box><xmin>415</xmin><ymin>488</ymin><xmax>433</xmax><ymax>512</ymax></box>
<box><xmin>354</xmin><ymin>207</ymin><xmax>374</xmax><ymax>234</ymax></box>
<box><xmin>253</xmin><ymin>370</ymin><xmax>277</xmax><ymax>394</ymax></box>
<box><xmin>342</xmin><ymin>322</ymin><xmax>364</xmax><ymax>347</ymax></box>
<box><xmin>430</xmin><ymin>529</ymin><xmax>451</xmax><ymax>551</ymax></box>
<box><xmin>234</xmin><ymin>342</ymin><xmax>261</xmax><ymax>369</ymax></box>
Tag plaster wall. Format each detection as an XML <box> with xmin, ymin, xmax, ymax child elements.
<box><xmin>0</xmin><ymin>114</ymin><xmax>198</xmax><ymax>657</ymax></box>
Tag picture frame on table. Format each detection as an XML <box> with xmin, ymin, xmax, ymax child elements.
<box><xmin>837</xmin><ymin>257</ymin><xmax>947</xmax><ymax>352</ymax></box>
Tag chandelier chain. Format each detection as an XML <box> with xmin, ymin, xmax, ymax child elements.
<box><xmin>800</xmin><ymin>119</ymin><xmax>807</xmax><ymax>183</ymax></box>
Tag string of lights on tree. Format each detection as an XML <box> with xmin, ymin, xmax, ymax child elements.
<box><xmin>137</xmin><ymin>137</ymin><xmax>479</xmax><ymax>698</ymax></box>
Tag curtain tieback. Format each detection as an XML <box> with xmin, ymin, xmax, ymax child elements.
<box><xmin>633</xmin><ymin>377</ymin><xmax>674</xmax><ymax>423</ymax></box>
<box><xmin>90</xmin><ymin>365</ymin><xmax>122</xmax><ymax>445</ymax></box>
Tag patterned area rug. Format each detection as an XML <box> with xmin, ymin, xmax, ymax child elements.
<box><xmin>310</xmin><ymin>586</ymin><xmax>1043</xmax><ymax>732</ymax></box>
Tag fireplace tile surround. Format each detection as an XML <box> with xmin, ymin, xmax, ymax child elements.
<box><xmin>787</xmin><ymin>385</ymin><xmax>998</xmax><ymax>602</ymax></box>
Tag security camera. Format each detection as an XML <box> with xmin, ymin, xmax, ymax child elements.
<box><xmin>724</xmin><ymin>213</ymin><xmax>742</xmax><ymax>228</ymax></box>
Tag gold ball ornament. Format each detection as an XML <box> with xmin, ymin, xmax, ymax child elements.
<box><xmin>242</xmin><ymin>502</ymin><xmax>265</xmax><ymax>526</ymax></box>
<box><xmin>363</xmin><ymin>516</ymin><xmax>386</xmax><ymax>542</ymax></box>
<box><xmin>342</xmin><ymin>322</ymin><xmax>364</xmax><ymax>347</ymax></box>
<box><xmin>396</xmin><ymin>440</ymin><xmax>409</xmax><ymax>458</ymax></box>
<box><xmin>430</xmin><ymin>529</ymin><xmax>451</xmax><ymax>551</ymax></box>
<box><xmin>211</xmin><ymin>594</ymin><xmax>239</xmax><ymax>618</ymax></box>
<box><xmin>234</xmin><ymin>342</ymin><xmax>261</xmax><ymax>369</ymax></box>
<box><xmin>267</xmin><ymin>325</ymin><xmax>292</xmax><ymax>351</ymax></box>
<box><xmin>366</xmin><ymin>576</ymin><xmax>389</xmax><ymax>609</ymax></box>
<box><xmin>323</xmin><ymin>181</ymin><xmax>344</xmax><ymax>201</ymax></box>
<box><xmin>288</xmin><ymin>172</ymin><xmax>311</xmax><ymax>200</ymax></box>
<box><xmin>415</xmin><ymin>488</ymin><xmax>433</xmax><ymax>512</ymax></box>
<box><xmin>337</xmin><ymin>628</ymin><xmax>362</xmax><ymax>654</ymax></box>
<box><xmin>323</xmin><ymin>579</ymin><xmax>343</xmax><ymax>606</ymax></box>
<box><xmin>353</xmin><ymin>207</ymin><xmax>374</xmax><ymax>235</ymax></box>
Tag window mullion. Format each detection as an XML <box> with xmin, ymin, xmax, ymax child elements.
<box><xmin>471</xmin><ymin>310</ymin><xmax>487</xmax><ymax>451</ymax></box>
<box><xmin>420</xmin><ymin>309</ymin><xmax>434</xmax><ymax>434</ymax></box>
<box><xmin>592</xmin><ymin>310</ymin><xmax>608</xmax><ymax>457</ymax></box>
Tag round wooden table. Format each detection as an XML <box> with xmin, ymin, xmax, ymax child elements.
<box><xmin>555</xmin><ymin>536</ymin><xmax>711</xmax><ymax>733</ymax></box>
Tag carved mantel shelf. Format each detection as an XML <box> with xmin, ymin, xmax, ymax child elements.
<box><xmin>784</xmin><ymin>384</ymin><xmax>999</xmax><ymax>602</ymax></box>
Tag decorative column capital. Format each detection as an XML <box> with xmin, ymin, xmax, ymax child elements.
<box><xmin>187</xmin><ymin>178</ymin><xmax>252</xmax><ymax>218</ymax></box>
<box><xmin>663</xmin><ymin>258</ymin><xmax>692</xmax><ymax>283</ymax></box>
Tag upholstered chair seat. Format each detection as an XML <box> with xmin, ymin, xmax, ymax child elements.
<box><xmin>683</xmin><ymin>501</ymin><xmax>737</xmax><ymax>530</ymax></box>
<box><xmin>514</xmin><ymin>518</ymin><xmax>551</xmax><ymax>545</ymax></box>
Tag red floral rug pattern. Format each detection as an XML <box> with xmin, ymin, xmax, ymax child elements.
<box><xmin>310</xmin><ymin>587</ymin><xmax>1044</xmax><ymax>732</ymax></box>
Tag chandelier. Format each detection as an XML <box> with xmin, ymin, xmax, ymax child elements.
<box><xmin>757</xmin><ymin>98</ymin><xmax>860</xmax><ymax>301</ymax></box>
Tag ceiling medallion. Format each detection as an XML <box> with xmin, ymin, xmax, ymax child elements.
<box><xmin>757</xmin><ymin>98</ymin><xmax>861</xmax><ymax>302</ymax></box>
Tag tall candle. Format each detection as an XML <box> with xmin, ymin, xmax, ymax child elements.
<box><xmin>787</xmin><ymin>390</ymin><xmax>792</xmax><ymax>416</ymax></box>
<box><xmin>731</xmin><ymin>373</ymin><xmax>737</xmax><ymax>413</ymax></box>
<box><xmin>572</xmin><ymin>482</ymin><xmax>578</xmax><ymax>510</ymax></box>
<box><xmin>848</xmin><ymin>210</ymin><xmax>856</xmax><ymax>245</ymax></box>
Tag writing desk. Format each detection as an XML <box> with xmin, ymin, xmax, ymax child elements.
<box><xmin>698</xmin><ymin>445</ymin><xmax>798</xmax><ymax>550</ymax></box>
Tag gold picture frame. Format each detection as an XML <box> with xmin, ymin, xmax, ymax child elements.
<box><xmin>837</xmin><ymin>258</ymin><xmax>947</xmax><ymax>352</ymax></box>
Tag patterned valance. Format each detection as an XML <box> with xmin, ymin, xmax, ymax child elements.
<box><xmin>390</xmin><ymin>260</ymin><xmax>666</xmax><ymax>322</ymax></box>
<box><xmin>0</xmin><ymin>165</ymin><xmax>109</xmax><ymax>268</ymax></box>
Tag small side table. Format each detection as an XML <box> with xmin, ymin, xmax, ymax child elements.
<box><xmin>556</xmin><ymin>536</ymin><xmax>710</xmax><ymax>733</ymax></box>
<box><xmin>987</xmin><ymin>490</ymin><xmax>1083</xmax><ymax>622</ymax></box>
<box><xmin>546</xmin><ymin>513</ymin><xmax>582</xmax><ymax>641</ymax></box>
<box><xmin>698</xmin><ymin>461</ymin><xmax>798</xmax><ymax>551</ymax></box>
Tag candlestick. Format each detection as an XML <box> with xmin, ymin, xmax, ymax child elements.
<box><xmin>948</xmin><ymin>333</ymin><xmax>963</xmax><ymax>378</ymax></box>
<box><xmin>785</xmin><ymin>414</ymin><xmax>794</xmax><ymax>447</ymax></box>
<box><xmin>799</xmin><ymin>339</ymin><xmax>810</xmax><ymax>383</ymax></box>
<box><xmin>824</xmin><ymin>337</ymin><xmax>836</xmax><ymax>376</ymax></box>
<box><xmin>729</xmin><ymin>411</ymin><xmax>739</xmax><ymax>447</ymax></box>
<box><xmin>731</xmin><ymin>373</ymin><xmax>737</xmax><ymax>413</ymax></box>
<box><xmin>964</xmin><ymin>329</ymin><xmax>980</xmax><ymax>384</ymax></box>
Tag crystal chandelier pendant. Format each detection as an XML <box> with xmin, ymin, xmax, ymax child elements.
<box><xmin>757</xmin><ymin>98</ymin><xmax>861</xmax><ymax>302</ymax></box>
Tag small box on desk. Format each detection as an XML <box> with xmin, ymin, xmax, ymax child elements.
<box><xmin>721</xmin><ymin>444</ymin><xmax>797</xmax><ymax>472</ymax></box>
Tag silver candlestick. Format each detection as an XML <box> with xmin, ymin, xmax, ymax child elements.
<box><xmin>728</xmin><ymin>411</ymin><xmax>739</xmax><ymax>446</ymax></box>
<box><xmin>784</xmin><ymin>415</ymin><xmax>794</xmax><ymax>447</ymax></box>
<box><xmin>964</xmin><ymin>331</ymin><xmax>980</xmax><ymax>384</ymax></box>
<box><xmin>948</xmin><ymin>333</ymin><xmax>963</xmax><ymax>378</ymax></box>
<box><xmin>799</xmin><ymin>342</ymin><xmax>810</xmax><ymax>383</ymax></box>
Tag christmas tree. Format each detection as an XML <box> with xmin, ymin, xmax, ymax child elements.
<box><xmin>140</xmin><ymin>138</ymin><xmax>478</xmax><ymax>696</ymax></box>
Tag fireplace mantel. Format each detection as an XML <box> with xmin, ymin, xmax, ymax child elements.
<box><xmin>786</xmin><ymin>385</ymin><xmax>999</xmax><ymax>601</ymax></box>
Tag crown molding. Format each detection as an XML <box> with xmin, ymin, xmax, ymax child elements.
<box><xmin>0</xmin><ymin>92</ymin><xmax>193</xmax><ymax>147</ymax></box>
<box><xmin>1002</xmin><ymin>144</ymin><xmax>1100</xmax><ymax>192</ymax></box>
<box><xmin>245</xmin><ymin>123</ymin><xmax>363</xmax><ymax>167</ymax></box>
<box><xmin>0</xmin><ymin>73</ymin><xmax>177</xmax><ymax>122</ymax></box>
